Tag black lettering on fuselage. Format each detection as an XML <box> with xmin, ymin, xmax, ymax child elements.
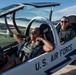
<box><xmin>60</xmin><ymin>44</ymin><xmax>72</xmax><ymax>56</ymax></box>
<box><xmin>63</xmin><ymin>47</ymin><xmax>68</xmax><ymax>55</ymax></box>
<box><xmin>51</xmin><ymin>52</ymin><xmax>58</xmax><ymax>62</ymax></box>
<box><xmin>35</xmin><ymin>59</ymin><xmax>47</xmax><ymax>70</ymax></box>
<box><xmin>35</xmin><ymin>62</ymin><xmax>41</xmax><ymax>70</ymax></box>
<box><xmin>42</xmin><ymin>59</ymin><xmax>47</xmax><ymax>67</ymax></box>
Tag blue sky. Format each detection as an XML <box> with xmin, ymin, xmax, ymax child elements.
<box><xmin>0</xmin><ymin>0</ymin><xmax>76</xmax><ymax>21</ymax></box>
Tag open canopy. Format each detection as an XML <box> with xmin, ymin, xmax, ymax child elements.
<box><xmin>0</xmin><ymin>2</ymin><xmax>60</xmax><ymax>48</ymax></box>
<box><xmin>0</xmin><ymin>2</ymin><xmax>60</xmax><ymax>17</ymax></box>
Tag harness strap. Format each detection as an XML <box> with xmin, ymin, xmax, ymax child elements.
<box><xmin>28</xmin><ymin>46</ymin><xmax>41</xmax><ymax>59</ymax></box>
<box><xmin>17</xmin><ymin>36</ymin><xmax>30</xmax><ymax>53</ymax></box>
<box><xmin>59</xmin><ymin>28</ymin><xmax>73</xmax><ymax>42</ymax></box>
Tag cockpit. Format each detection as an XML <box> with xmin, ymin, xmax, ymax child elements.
<box><xmin>0</xmin><ymin>2</ymin><xmax>61</xmax><ymax>73</ymax></box>
<box><xmin>0</xmin><ymin>2</ymin><xmax>60</xmax><ymax>48</ymax></box>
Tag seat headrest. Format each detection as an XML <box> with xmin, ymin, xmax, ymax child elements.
<box><xmin>68</xmin><ymin>16</ymin><xmax>76</xmax><ymax>24</ymax></box>
<box><xmin>39</xmin><ymin>24</ymin><xmax>50</xmax><ymax>34</ymax></box>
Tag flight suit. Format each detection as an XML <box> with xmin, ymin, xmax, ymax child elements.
<box><xmin>59</xmin><ymin>28</ymin><xmax>75</xmax><ymax>43</ymax></box>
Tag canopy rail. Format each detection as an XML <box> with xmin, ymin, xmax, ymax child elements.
<box><xmin>4</xmin><ymin>15</ymin><xmax>13</xmax><ymax>34</ymax></box>
<box><xmin>0</xmin><ymin>2</ymin><xmax>60</xmax><ymax>35</ymax></box>
<box><xmin>49</xmin><ymin>6</ymin><xmax>55</xmax><ymax>21</ymax></box>
<box><xmin>12</xmin><ymin>12</ymin><xmax>22</xmax><ymax>34</ymax></box>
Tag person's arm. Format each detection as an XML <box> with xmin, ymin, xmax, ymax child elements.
<box><xmin>36</xmin><ymin>37</ymin><xmax>54</xmax><ymax>52</ymax></box>
<box><xmin>13</xmin><ymin>34</ymin><xmax>25</xmax><ymax>44</ymax></box>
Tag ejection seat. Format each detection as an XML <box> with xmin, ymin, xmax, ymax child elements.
<box><xmin>39</xmin><ymin>23</ymin><xmax>54</xmax><ymax>45</ymax></box>
<box><xmin>68</xmin><ymin>15</ymin><xmax>76</xmax><ymax>33</ymax></box>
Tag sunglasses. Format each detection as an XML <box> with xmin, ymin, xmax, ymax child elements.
<box><xmin>30</xmin><ymin>31</ymin><xmax>37</xmax><ymax>35</ymax></box>
<box><xmin>60</xmin><ymin>21</ymin><xmax>68</xmax><ymax>23</ymax></box>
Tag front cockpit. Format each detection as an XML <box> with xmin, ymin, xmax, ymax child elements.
<box><xmin>0</xmin><ymin>2</ymin><xmax>60</xmax><ymax>49</ymax></box>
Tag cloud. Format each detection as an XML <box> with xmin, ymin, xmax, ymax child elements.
<box><xmin>56</xmin><ymin>5</ymin><xmax>76</xmax><ymax>15</ymax></box>
<box><xmin>52</xmin><ymin>16</ymin><xmax>61</xmax><ymax>21</ymax></box>
<box><xmin>52</xmin><ymin>5</ymin><xmax>76</xmax><ymax>21</ymax></box>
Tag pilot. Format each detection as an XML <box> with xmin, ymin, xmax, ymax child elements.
<box><xmin>59</xmin><ymin>16</ymin><xmax>76</xmax><ymax>44</ymax></box>
<box><xmin>0</xmin><ymin>27</ymin><xmax>54</xmax><ymax>72</ymax></box>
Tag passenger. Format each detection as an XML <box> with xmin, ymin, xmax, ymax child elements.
<box><xmin>59</xmin><ymin>16</ymin><xmax>76</xmax><ymax>44</ymax></box>
<box><xmin>59</xmin><ymin>16</ymin><xmax>76</xmax><ymax>64</ymax></box>
<box><xmin>0</xmin><ymin>27</ymin><xmax>54</xmax><ymax>72</ymax></box>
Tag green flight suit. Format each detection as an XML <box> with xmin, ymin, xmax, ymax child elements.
<box><xmin>59</xmin><ymin>28</ymin><xmax>75</xmax><ymax>43</ymax></box>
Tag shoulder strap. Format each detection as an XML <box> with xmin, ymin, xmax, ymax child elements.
<box><xmin>69</xmin><ymin>29</ymin><xmax>75</xmax><ymax>39</ymax></box>
<box><xmin>64</xmin><ymin>28</ymin><xmax>75</xmax><ymax>42</ymax></box>
<box><xmin>18</xmin><ymin>41</ymin><xmax>26</xmax><ymax>52</ymax></box>
<box><xmin>17</xmin><ymin>36</ymin><xmax>30</xmax><ymax>53</ymax></box>
<box><xmin>28</xmin><ymin>41</ymin><xmax>41</xmax><ymax>59</ymax></box>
